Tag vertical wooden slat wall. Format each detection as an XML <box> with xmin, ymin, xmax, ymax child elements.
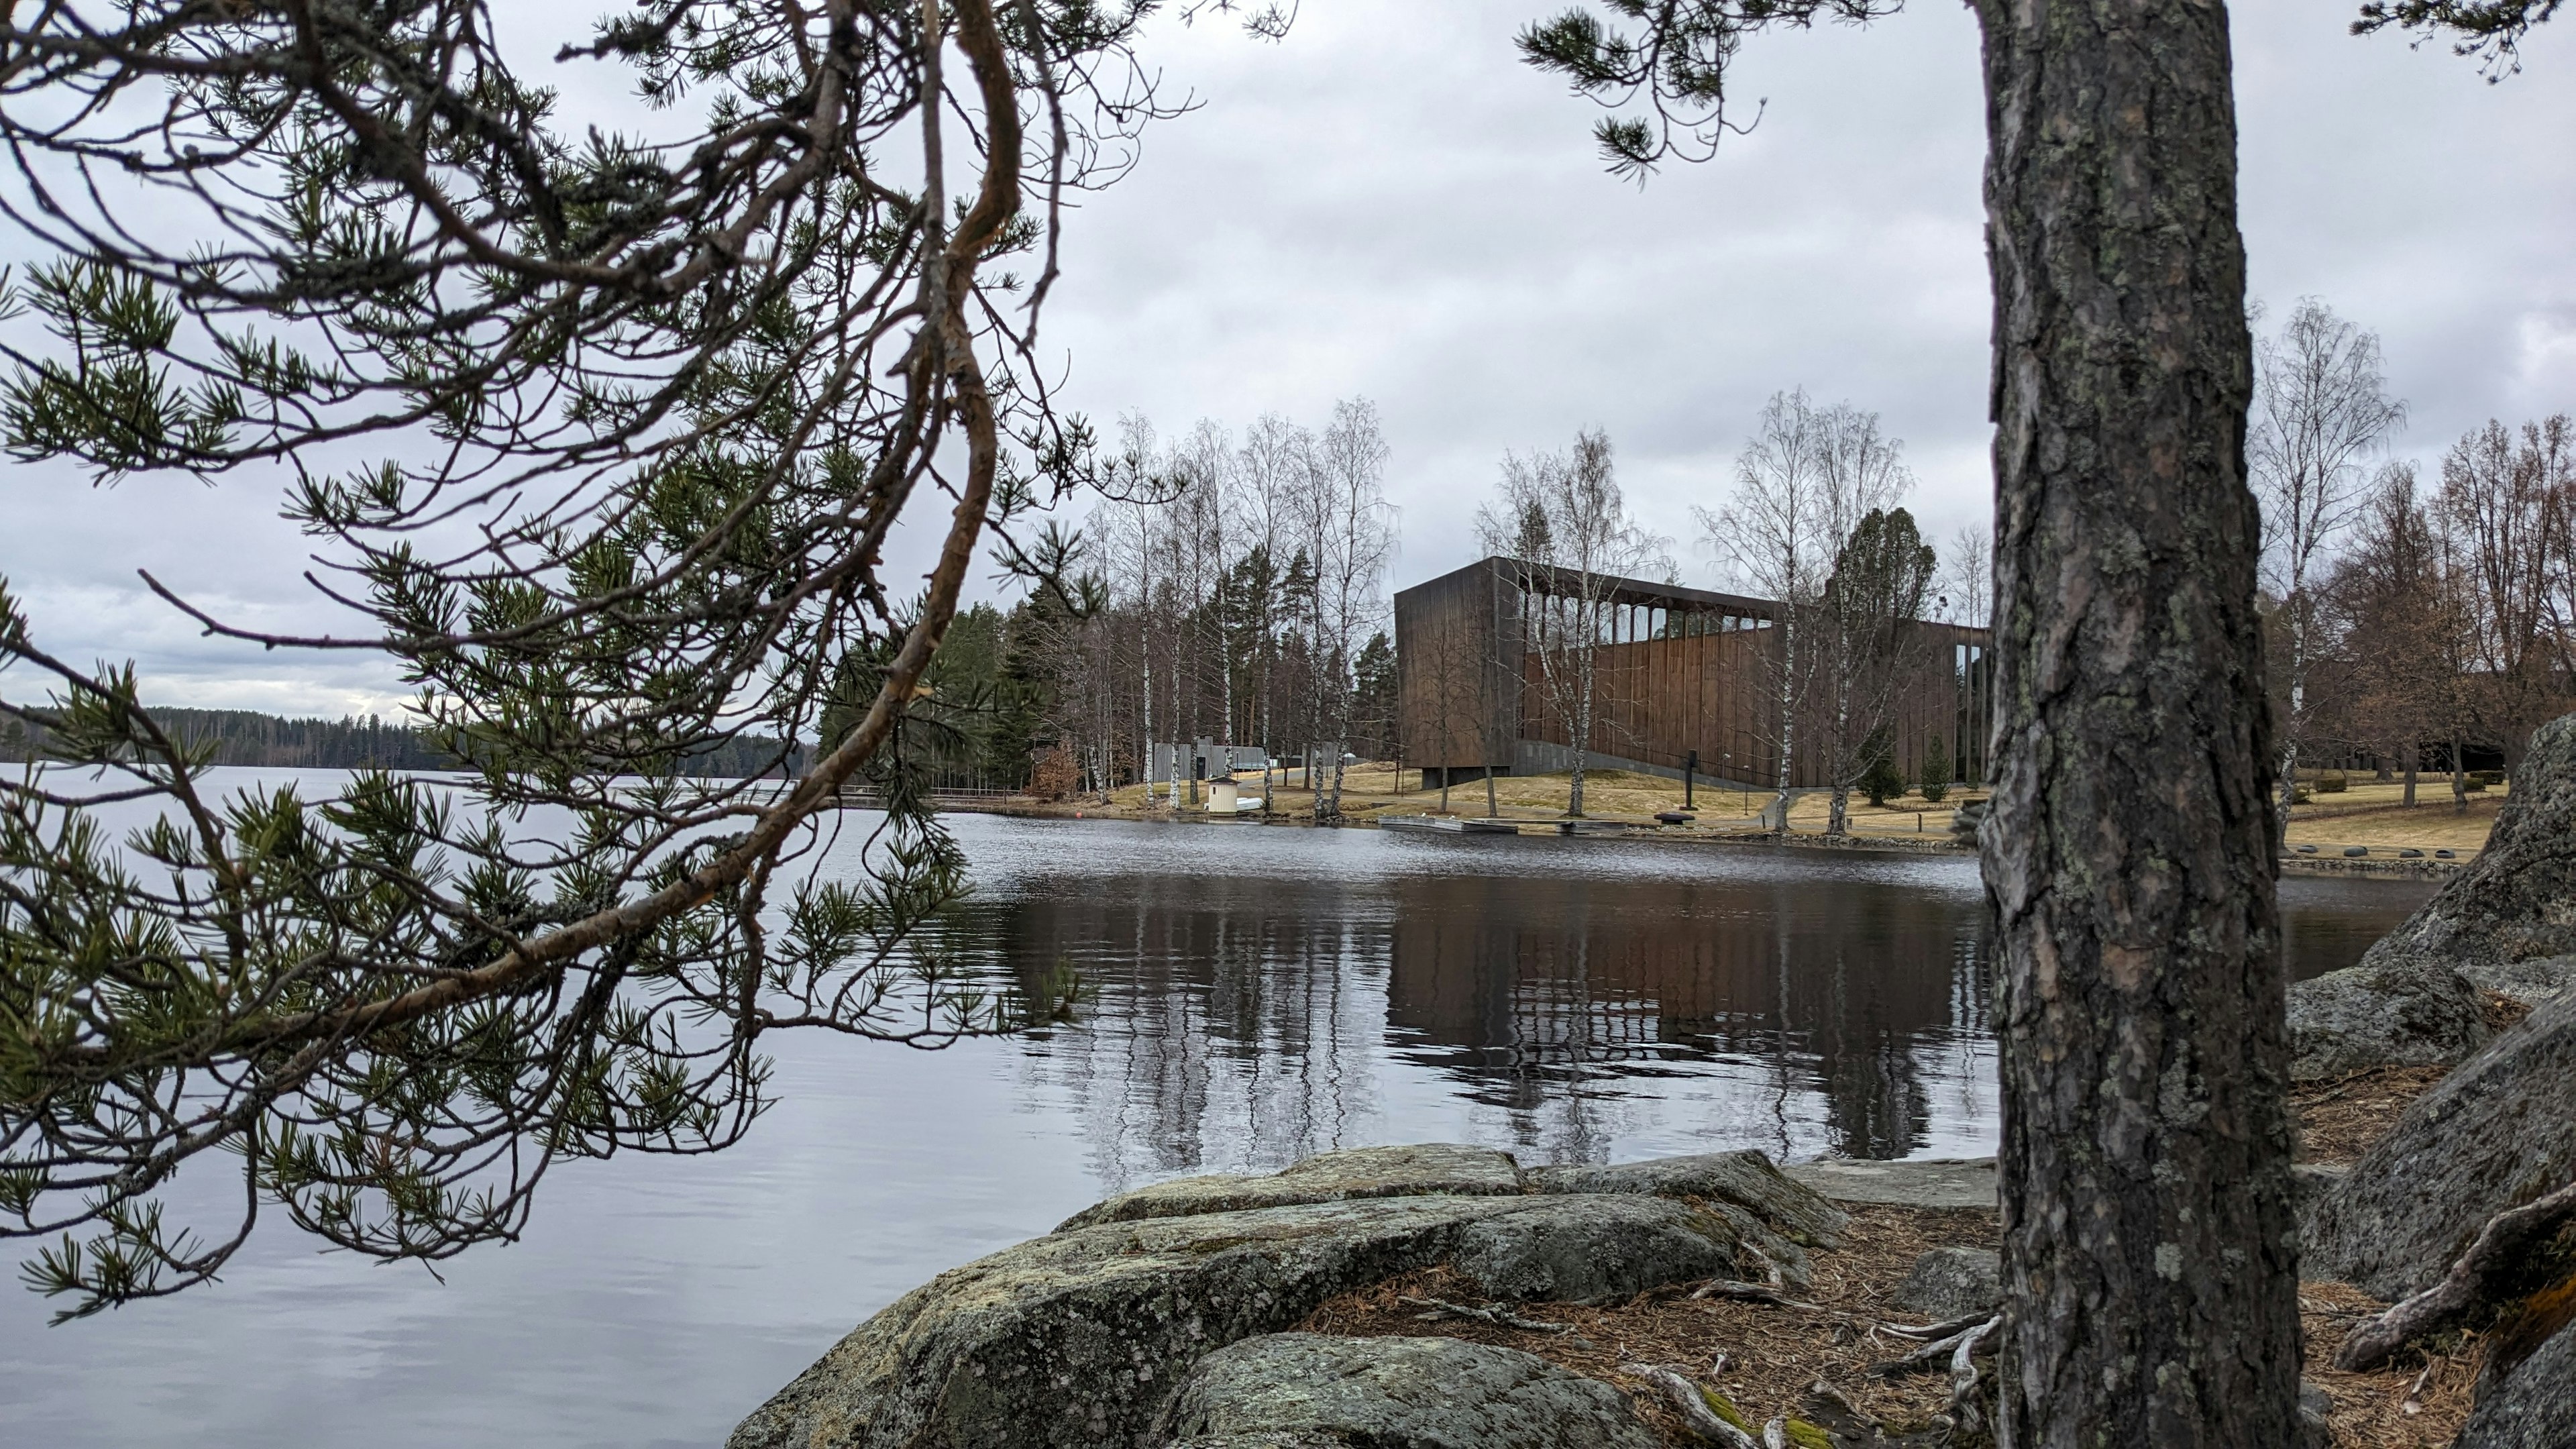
<box><xmin>1394</xmin><ymin>557</ymin><xmax>1992</xmax><ymax>788</ymax></box>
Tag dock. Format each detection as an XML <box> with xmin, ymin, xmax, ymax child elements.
<box><xmin>1377</xmin><ymin>814</ymin><xmax>1520</xmax><ymax>835</ymax></box>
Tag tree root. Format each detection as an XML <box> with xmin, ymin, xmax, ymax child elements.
<box><xmin>1946</xmin><ymin>1316</ymin><xmax>2001</xmax><ymax>1437</ymax></box>
<box><xmin>1871</xmin><ymin>1313</ymin><xmax>2000</xmax><ymax>1377</ymax></box>
<box><xmin>1398</xmin><ymin>1295</ymin><xmax>1575</xmax><ymax>1334</ymax></box>
<box><xmin>1879</xmin><ymin>1312</ymin><xmax>1995</xmax><ymax>1341</ymax></box>
<box><xmin>1623</xmin><ymin>1363</ymin><xmax>1762</xmax><ymax>1448</ymax></box>
<box><xmin>2335</xmin><ymin>1176</ymin><xmax>2576</xmax><ymax>1371</ymax></box>
<box><xmin>1807</xmin><ymin>1375</ymin><xmax>1882</xmax><ymax>1432</ymax></box>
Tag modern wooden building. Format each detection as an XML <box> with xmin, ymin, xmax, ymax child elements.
<box><xmin>1393</xmin><ymin>556</ymin><xmax>1992</xmax><ymax>790</ymax></box>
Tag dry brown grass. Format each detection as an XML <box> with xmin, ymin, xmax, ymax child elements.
<box><xmin>1083</xmin><ymin>763</ymin><xmax>2506</xmax><ymax>857</ymax></box>
<box><xmin>2284</xmin><ymin>794</ymin><xmax>2503</xmax><ymax>854</ymax></box>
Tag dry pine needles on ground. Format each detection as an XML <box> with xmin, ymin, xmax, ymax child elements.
<box><xmin>2295</xmin><ymin>1066</ymin><xmax>2455</xmax><ymax>1165</ymax></box>
<box><xmin>1298</xmin><ymin>1200</ymin><xmax>2485</xmax><ymax>1448</ymax></box>
<box><xmin>2288</xmin><ymin>1005</ymin><xmax>2524</xmax><ymax>1168</ymax></box>
<box><xmin>1301</xmin><ymin>1205</ymin><xmax>1998</xmax><ymax>1442</ymax></box>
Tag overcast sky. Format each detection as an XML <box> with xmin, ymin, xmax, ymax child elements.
<box><xmin>1</xmin><ymin>1</ymin><xmax>2569</xmax><ymax>717</ymax></box>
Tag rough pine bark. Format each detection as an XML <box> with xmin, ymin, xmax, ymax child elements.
<box><xmin>1974</xmin><ymin>1</ymin><xmax>2303</xmax><ymax>1444</ymax></box>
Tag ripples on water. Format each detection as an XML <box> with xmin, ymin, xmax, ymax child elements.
<box><xmin>0</xmin><ymin>775</ymin><xmax>2432</xmax><ymax>1448</ymax></box>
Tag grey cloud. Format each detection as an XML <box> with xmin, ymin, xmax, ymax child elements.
<box><xmin>0</xmin><ymin>2</ymin><xmax>2567</xmax><ymax>714</ymax></box>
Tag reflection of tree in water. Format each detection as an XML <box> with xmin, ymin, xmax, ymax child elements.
<box><xmin>945</xmin><ymin>856</ymin><xmax>2000</xmax><ymax>1193</ymax></box>
<box><xmin>952</xmin><ymin>878</ymin><xmax>1396</xmax><ymax>1191</ymax></box>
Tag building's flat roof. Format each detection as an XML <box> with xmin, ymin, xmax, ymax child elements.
<box><xmin>1394</xmin><ymin>556</ymin><xmax>1777</xmax><ymax>615</ymax></box>
<box><xmin>1394</xmin><ymin>555</ymin><xmax>1986</xmax><ymax>637</ymax></box>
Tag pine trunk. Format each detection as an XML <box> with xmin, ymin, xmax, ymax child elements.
<box><xmin>1974</xmin><ymin>2</ymin><xmax>2303</xmax><ymax>1444</ymax></box>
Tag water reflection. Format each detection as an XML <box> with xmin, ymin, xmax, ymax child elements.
<box><xmin>936</xmin><ymin>822</ymin><xmax>2428</xmax><ymax>1189</ymax></box>
<box><xmin>0</xmin><ymin>789</ymin><xmax>2435</xmax><ymax>1449</ymax></box>
<box><xmin>1382</xmin><ymin>869</ymin><xmax>1990</xmax><ymax>1163</ymax></box>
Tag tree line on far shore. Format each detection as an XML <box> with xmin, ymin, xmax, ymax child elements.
<box><xmin>890</xmin><ymin>401</ymin><xmax>1403</xmax><ymax>811</ymax></box>
<box><xmin>0</xmin><ymin>707</ymin><xmax>804</xmax><ymax>779</ymax></box>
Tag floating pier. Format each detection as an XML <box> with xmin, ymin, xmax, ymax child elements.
<box><xmin>1378</xmin><ymin>814</ymin><xmax>1519</xmax><ymax>835</ymax></box>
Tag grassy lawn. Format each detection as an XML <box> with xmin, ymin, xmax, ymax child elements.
<box><xmin>1082</xmin><ymin>764</ymin><xmax>2504</xmax><ymax>855</ymax></box>
<box><xmin>2278</xmin><ymin>777</ymin><xmax>2505</xmax><ymax>853</ymax></box>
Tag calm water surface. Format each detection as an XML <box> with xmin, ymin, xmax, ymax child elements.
<box><xmin>0</xmin><ymin>788</ymin><xmax>2430</xmax><ymax>1448</ymax></box>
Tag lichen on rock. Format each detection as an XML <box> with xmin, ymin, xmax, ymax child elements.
<box><xmin>1150</xmin><ymin>1332</ymin><xmax>1660</xmax><ymax>1449</ymax></box>
<box><xmin>727</xmin><ymin>1146</ymin><xmax>1843</xmax><ymax>1449</ymax></box>
<box><xmin>1056</xmin><ymin>1143</ymin><xmax>1527</xmax><ymax>1232</ymax></box>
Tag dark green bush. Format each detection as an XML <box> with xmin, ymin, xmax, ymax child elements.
<box><xmin>1860</xmin><ymin>751</ymin><xmax>1907</xmax><ymax>808</ymax></box>
<box><xmin>1919</xmin><ymin>735</ymin><xmax>1951</xmax><ymax>804</ymax></box>
<box><xmin>2316</xmin><ymin>771</ymin><xmax>2348</xmax><ymax>794</ymax></box>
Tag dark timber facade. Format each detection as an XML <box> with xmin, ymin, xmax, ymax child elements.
<box><xmin>1393</xmin><ymin>556</ymin><xmax>1993</xmax><ymax>790</ymax></box>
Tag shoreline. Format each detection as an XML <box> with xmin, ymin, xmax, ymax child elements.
<box><xmin>866</xmin><ymin>796</ymin><xmax>2465</xmax><ymax>876</ymax></box>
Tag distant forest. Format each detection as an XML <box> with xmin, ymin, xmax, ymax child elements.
<box><xmin>0</xmin><ymin>707</ymin><xmax>803</xmax><ymax>778</ymax></box>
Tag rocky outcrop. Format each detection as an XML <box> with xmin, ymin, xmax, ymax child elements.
<box><xmin>2288</xmin><ymin>712</ymin><xmax>2576</xmax><ymax>1079</ymax></box>
<box><xmin>2458</xmin><ymin>1310</ymin><xmax>2576</xmax><ymax>1449</ymax></box>
<box><xmin>1151</xmin><ymin>1333</ymin><xmax>1659</xmax><ymax>1449</ymax></box>
<box><xmin>1525</xmin><ymin>1150</ymin><xmax>1848</xmax><ymax>1245</ymax></box>
<box><xmin>2363</xmin><ymin>713</ymin><xmax>2576</xmax><ymax>1001</ymax></box>
<box><xmin>2461</xmin><ymin>953</ymin><xmax>2576</xmax><ymax>1007</ymax></box>
<box><xmin>1895</xmin><ymin>1246</ymin><xmax>2002</xmax><ymax>1321</ymax></box>
<box><xmin>1057</xmin><ymin>1144</ymin><xmax>1525</xmax><ymax>1231</ymax></box>
<box><xmin>729</xmin><ymin>1145</ymin><xmax>1841</xmax><ymax>1449</ymax></box>
<box><xmin>2284</xmin><ymin>953</ymin><xmax>2491</xmax><ymax>1080</ymax></box>
<box><xmin>1527</xmin><ymin>1150</ymin><xmax>1847</xmax><ymax>1285</ymax></box>
<box><xmin>2304</xmin><ymin>985</ymin><xmax>2576</xmax><ymax>1300</ymax></box>
<box><xmin>1782</xmin><ymin>1156</ymin><xmax>1998</xmax><ymax>1212</ymax></box>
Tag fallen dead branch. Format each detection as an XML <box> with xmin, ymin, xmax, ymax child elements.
<box><xmin>1807</xmin><ymin>1377</ymin><xmax>1884</xmax><ymax>1434</ymax></box>
<box><xmin>2336</xmin><ymin>1176</ymin><xmax>2576</xmax><ymax>1371</ymax></box>
<box><xmin>1399</xmin><ymin>1295</ymin><xmax>1575</xmax><ymax>1335</ymax></box>
<box><xmin>1688</xmin><ymin>1278</ymin><xmax>1823</xmax><ymax>1309</ymax></box>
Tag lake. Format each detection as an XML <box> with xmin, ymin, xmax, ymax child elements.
<box><xmin>0</xmin><ymin>795</ymin><xmax>2430</xmax><ymax>1448</ymax></box>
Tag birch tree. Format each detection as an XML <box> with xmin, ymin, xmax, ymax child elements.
<box><xmin>1475</xmin><ymin>430</ymin><xmax>1671</xmax><ymax>818</ymax></box>
<box><xmin>2251</xmin><ymin>299</ymin><xmax>2406</xmax><ymax>839</ymax></box>
<box><xmin>1943</xmin><ymin>523</ymin><xmax>1994</xmax><ymax>631</ymax></box>
<box><xmin>1819</xmin><ymin>508</ymin><xmax>1939</xmax><ymax>833</ymax></box>
<box><xmin>1313</xmin><ymin>399</ymin><xmax>1397</xmax><ymax>818</ymax></box>
<box><xmin>1700</xmin><ymin>389</ymin><xmax>1825</xmax><ymax>796</ymax></box>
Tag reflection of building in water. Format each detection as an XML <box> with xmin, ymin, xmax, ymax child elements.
<box><xmin>951</xmin><ymin>858</ymin><xmax>1997</xmax><ymax>1191</ymax></box>
<box><xmin>1383</xmin><ymin>871</ymin><xmax>1992</xmax><ymax>1161</ymax></box>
